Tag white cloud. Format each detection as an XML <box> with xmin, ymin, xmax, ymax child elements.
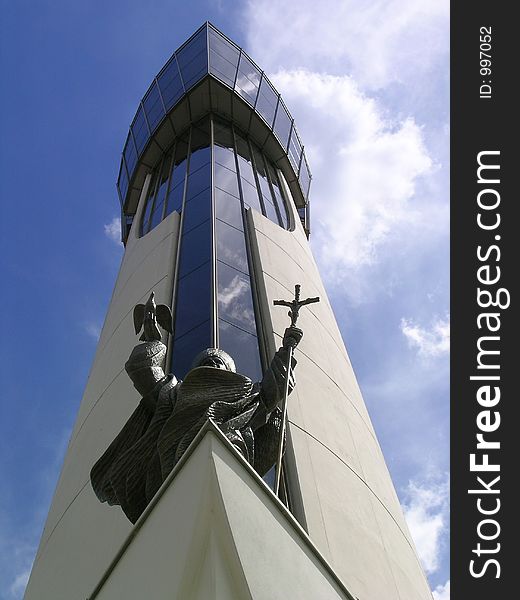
<box><xmin>9</xmin><ymin>567</ymin><xmax>31</xmax><ymax>598</ymax></box>
<box><xmin>433</xmin><ymin>579</ymin><xmax>450</xmax><ymax>600</ymax></box>
<box><xmin>401</xmin><ymin>314</ymin><xmax>450</xmax><ymax>357</ymax></box>
<box><xmin>402</xmin><ymin>476</ymin><xmax>449</xmax><ymax>575</ymax></box>
<box><xmin>268</xmin><ymin>69</ymin><xmax>435</xmax><ymax>285</ymax></box>
<box><xmin>104</xmin><ymin>217</ymin><xmax>122</xmax><ymax>244</ymax></box>
<box><xmin>245</xmin><ymin>0</ymin><xmax>449</xmax><ymax>90</ymax></box>
<box><xmin>84</xmin><ymin>322</ymin><xmax>102</xmax><ymax>340</ymax></box>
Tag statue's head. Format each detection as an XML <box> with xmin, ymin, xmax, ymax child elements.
<box><xmin>191</xmin><ymin>348</ymin><xmax>236</xmax><ymax>372</ymax></box>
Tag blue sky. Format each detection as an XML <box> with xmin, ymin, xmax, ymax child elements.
<box><xmin>0</xmin><ymin>1</ymin><xmax>449</xmax><ymax>598</ymax></box>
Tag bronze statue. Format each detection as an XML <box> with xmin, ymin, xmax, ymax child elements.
<box><xmin>90</xmin><ymin>293</ymin><xmax>303</xmax><ymax>523</ymax></box>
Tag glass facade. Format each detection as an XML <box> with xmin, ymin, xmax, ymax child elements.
<box><xmin>139</xmin><ymin>115</ymin><xmax>293</xmax><ymax>382</ymax></box>
<box><xmin>117</xmin><ymin>23</ymin><xmax>311</xmax><ymax>215</ymax></box>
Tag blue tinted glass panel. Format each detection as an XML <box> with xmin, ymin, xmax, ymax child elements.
<box><xmin>176</xmin><ymin>29</ymin><xmax>208</xmax><ymax>90</ymax></box>
<box><xmin>214</xmin><ymin>162</ymin><xmax>239</xmax><ymax>198</ymax></box>
<box><xmin>171</xmin><ymin>320</ymin><xmax>212</xmax><ymax>380</ymax></box>
<box><xmin>171</xmin><ymin>156</ymin><xmax>187</xmax><ymax>189</ymax></box>
<box><xmin>186</xmin><ymin>164</ymin><xmax>210</xmax><ymax>200</ymax></box>
<box><xmin>263</xmin><ymin>197</ymin><xmax>281</xmax><ymax>226</ymax></box>
<box><xmin>256</xmin><ymin>77</ymin><xmax>278</xmax><ymax>127</ymax></box>
<box><xmin>273</xmin><ymin>101</ymin><xmax>292</xmax><ymax>150</ymax></box>
<box><xmin>183</xmin><ymin>188</ymin><xmax>211</xmax><ymax>233</ymax></box>
<box><xmin>132</xmin><ymin>106</ymin><xmax>149</xmax><ymax>154</ymax></box>
<box><xmin>215</xmin><ymin>189</ymin><xmax>243</xmax><ymax>230</ymax></box>
<box><xmin>143</xmin><ymin>81</ymin><xmax>165</xmax><ymax>132</ymax></box>
<box><xmin>154</xmin><ymin>154</ymin><xmax>173</xmax><ymax>213</ymax></box>
<box><xmin>118</xmin><ymin>161</ymin><xmax>129</xmax><ymax>200</ymax></box>
<box><xmin>178</xmin><ymin>219</ymin><xmax>211</xmax><ymax>276</ymax></box>
<box><xmin>209</xmin><ymin>29</ymin><xmax>239</xmax><ymax>87</ymax></box>
<box><xmin>219</xmin><ymin>320</ymin><xmax>262</xmax><ymax>382</ymax></box>
<box><xmin>124</xmin><ymin>133</ymin><xmax>137</xmax><ymax>176</ymax></box>
<box><xmin>288</xmin><ymin>127</ymin><xmax>303</xmax><ymax>172</ymax></box>
<box><xmin>149</xmin><ymin>204</ymin><xmax>163</xmax><ymax>230</ymax></box>
<box><xmin>174</xmin><ymin>261</ymin><xmax>211</xmax><ymax>339</ymax></box>
<box><xmin>235</xmin><ymin>54</ymin><xmax>261</xmax><ymax>106</ymax></box>
<box><xmin>157</xmin><ymin>57</ymin><xmax>184</xmax><ymax>110</ymax></box>
<box><xmin>217</xmin><ymin>261</ymin><xmax>256</xmax><ymax>335</ymax></box>
<box><xmin>216</xmin><ymin>220</ymin><xmax>248</xmax><ymax>273</ymax></box>
<box><xmin>165</xmin><ymin>151</ymin><xmax>187</xmax><ymax>216</ymax></box>
<box><xmin>189</xmin><ymin>146</ymin><xmax>210</xmax><ymax>174</ymax></box>
<box><xmin>235</xmin><ymin>136</ymin><xmax>255</xmax><ymax>186</ymax></box>
<box><xmin>166</xmin><ymin>182</ymin><xmax>184</xmax><ymax>216</ymax></box>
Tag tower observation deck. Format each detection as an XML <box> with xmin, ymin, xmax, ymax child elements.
<box><xmin>24</xmin><ymin>23</ymin><xmax>433</xmax><ymax>600</ymax></box>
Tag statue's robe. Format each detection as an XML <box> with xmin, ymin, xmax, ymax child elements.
<box><xmin>90</xmin><ymin>349</ymin><xmax>295</xmax><ymax>523</ymax></box>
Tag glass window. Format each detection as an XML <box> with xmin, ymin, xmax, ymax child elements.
<box><xmin>174</xmin><ymin>261</ymin><xmax>212</xmax><ymax>339</ymax></box>
<box><xmin>298</xmin><ymin>155</ymin><xmax>311</xmax><ymax>199</ymax></box>
<box><xmin>143</xmin><ymin>81</ymin><xmax>165</xmax><ymax>133</ymax></box>
<box><xmin>131</xmin><ymin>105</ymin><xmax>149</xmax><ymax>154</ymax></box>
<box><xmin>218</xmin><ymin>320</ymin><xmax>262</xmax><ymax>382</ymax></box>
<box><xmin>123</xmin><ymin>133</ymin><xmax>137</xmax><ymax>178</ymax></box>
<box><xmin>215</xmin><ymin>188</ymin><xmax>243</xmax><ymax>230</ymax></box>
<box><xmin>188</xmin><ymin>146</ymin><xmax>211</xmax><ymax>174</ymax></box>
<box><xmin>256</xmin><ymin>77</ymin><xmax>278</xmax><ymax>127</ymax></box>
<box><xmin>186</xmin><ymin>164</ymin><xmax>210</xmax><ymax>200</ymax></box>
<box><xmin>171</xmin><ymin>320</ymin><xmax>212</xmax><ymax>380</ymax></box>
<box><xmin>214</xmin><ymin>162</ymin><xmax>239</xmax><ymax>198</ymax></box>
<box><xmin>182</xmin><ymin>188</ymin><xmax>211</xmax><ymax>234</ymax></box>
<box><xmin>154</xmin><ymin>154</ymin><xmax>173</xmax><ymax>214</ymax></box>
<box><xmin>216</xmin><ymin>219</ymin><xmax>248</xmax><ymax>274</ymax></box>
<box><xmin>251</xmin><ymin>145</ymin><xmax>273</xmax><ymax>203</ymax></box>
<box><xmin>241</xmin><ymin>179</ymin><xmax>262</xmax><ymax>214</ymax></box>
<box><xmin>288</xmin><ymin>127</ymin><xmax>303</xmax><ymax>173</ymax></box>
<box><xmin>117</xmin><ymin>160</ymin><xmax>129</xmax><ymax>201</ymax></box>
<box><xmin>178</xmin><ymin>218</ymin><xmax>211</xmax><ymax>277</ymax></box>
<box><xmin>235</xmin><ymin>135</ymin><xmax>256</xmax><ymax>186</ymax></box>
<box><xmin>176</xmin><ymin>28</ymin><xmax>208</xmax><ymax>90</ymax></box>
<box><xmin>273</xmin><ymin>100</ymin><xmax>292</xmax><ymax>150</ymax></box>
<box><xmin>214</xmin><ymin>144</ymin><xmax>236</xmax><ymax>171</ymax></box>
<box><xmin>234</xmin><ymin>54</ymin><xmax>261</xmax><ymax>106</ymax></box>
<box><xmin>209</xmin><ymin>29</ymin><xmax>239</xmax><ymax>88</ymax></box>
<box><xmin>217</xmin><ymin>261</ymin><xmax>256</xmax><ymax>335</ymax></box>
<box><xmin>157</xmin><ymin>56</ymin><xmax>184</xmax><ymax>110</ymax></box>
<box><xmin>268</xmin><ymin>163</ymin><xmax>289</xmax><ymax>229</ymax></box>
<box><xmin>213</xmin><ymin>119</ymin><xmax>235</xmax><ymax>150</ymax></box>
<box><xmin>140</xmin><ymin>170</ymin><xmax>158</xmax><ymax>235</ymax></box>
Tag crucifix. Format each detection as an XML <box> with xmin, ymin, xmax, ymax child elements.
<box><xmin>273</xmin><ymin>284</ymin><xmax>320</xmax><ymax>497</ymax></box>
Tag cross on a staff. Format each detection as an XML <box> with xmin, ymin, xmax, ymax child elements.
<box><xmin>273</xmin><ymin>284</ymin><xmax>320</xmax><ymax>327</ymax></box>
<box><xmin>272</xmin><ymin>284</ymin><xmax>320</xmax><ymax>497</ymax></box>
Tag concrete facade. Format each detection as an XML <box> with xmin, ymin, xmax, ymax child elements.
<box><xmin>25</xmin><ymin>24</ymin><xmax>432</xmax><ymax>600</ymax></box>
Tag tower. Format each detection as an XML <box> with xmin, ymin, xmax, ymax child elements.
<box><xmin>24</xmin><ymin>23</ymin><xmax>432</xmax><ymax>599</ymax></box>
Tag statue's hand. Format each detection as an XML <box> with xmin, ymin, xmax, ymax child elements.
<box><xmin>283</xmin><ymin>326</ymin><xmax>303</xmax><ymax>350</ymax></box>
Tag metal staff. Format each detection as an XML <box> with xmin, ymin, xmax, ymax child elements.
<box><xmin>273</xmin><ymin>284</ymin><xmax>320</xmax><ymax>497</ymax></box>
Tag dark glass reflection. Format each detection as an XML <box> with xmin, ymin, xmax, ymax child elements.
<box><xmin>132</xmin><ymin>106</ymin><xmax>149</xmax><ymax>154</ymax></box>
<box><xmin>143</xmin><ymin>82</ymin><xmax>165</xmax><ymax>132</ymax></box>
<box><xmin>183</xmin><ymin>188</ymin><xmax>211</xmax><ymax>233</ymax></box>
<box><xmin>157</xmin><ymin>57</ymin><xmax>184</xmax><ymax>110</ymax></box>
<box><xmin>218</xmin><ymin>320</ymin><xmax>262</xmax><ymax>382</ymax></box>
<box><xmin>123</xmin><ymin>133</ymin><xmax>137</xmax><ymax>176</ymax></box>
<box><xmin>174</xmin><ymin>261</ymin><xmax>211</xmax><ymax>338</ymax></box>
<box><xmin>176</xmin><ymin>29</ymin><xmax>208</xmax><ymax>90</ymax></box>
<box><xmin>178</xmin><ymin>219</ymin><xmax>211</xmax><ymax>276</ymax></box>
<box><xmin>217</xmin><ymin>261</ymin><xmax>256</xmax><ymax>335</ymax></box>
<box><xmin>216</xmin><ymin>220</ymin><xmax>248</xmax><ymax>273</ymax></box>
<box><xmin>274</xmin><ymin>101</ymin><xmax>292</xmax><ymax>150</ymax></box>
<box><xmin>171</xmin><ymin>320</ymin><xmax>212</xmax><ymax>380</ymax></box>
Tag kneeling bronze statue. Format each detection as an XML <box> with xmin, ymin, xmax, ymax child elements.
<box><xmin>90</xmin><ymin>292</ymin><xmax>303</xmax><ymax>523</ymax></box>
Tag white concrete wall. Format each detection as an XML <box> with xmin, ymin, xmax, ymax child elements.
<box><xmin>24</xmin><ymin>191</ymin><xmax>181</xmax><ymax>600</ymax></box>
<box><xmin>248</xmin><ymin>204</ymin><xmax>433</xmax><ymax>600</ymax></box>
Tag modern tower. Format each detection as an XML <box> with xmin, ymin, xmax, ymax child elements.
<box><xmin>25</xmin><ymin>23</ymin><xmax>433</xmax><ymax>600</ymax></box>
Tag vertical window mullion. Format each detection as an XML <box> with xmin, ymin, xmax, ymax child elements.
<box><xmin>162</xmin><ymin>148</ymin><xmax>176</xmax><ymax>220</ymax></box>
<box><xmin>263</xmin><ymin>152</ymin><xmax>284</xmax><ymax>228</ymax></box>
<box><xmin>210</xmin><ymin>115</ymin><xmax>218</xmax><ymax>349</ymax></box>
<box><xmin>247</xmin><ymin>139</ymin><xmax>268</xmax><ymax>218</ymax></box>
<box><xmin>147</xmin><ymin>158</ymin><xmax>163</xmax><ymax>233</ymax></box>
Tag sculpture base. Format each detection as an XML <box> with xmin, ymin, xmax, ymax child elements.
<box><xmin>87</xmin><ymin>421</ymin><xmax>354</xmax><ymax>600</ymax></box>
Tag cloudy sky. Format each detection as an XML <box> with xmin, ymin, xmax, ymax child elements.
<box><xmin>0</xmin><ymin>1</ymin><xmax>449</xmax><ymax>598</ymax></box>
